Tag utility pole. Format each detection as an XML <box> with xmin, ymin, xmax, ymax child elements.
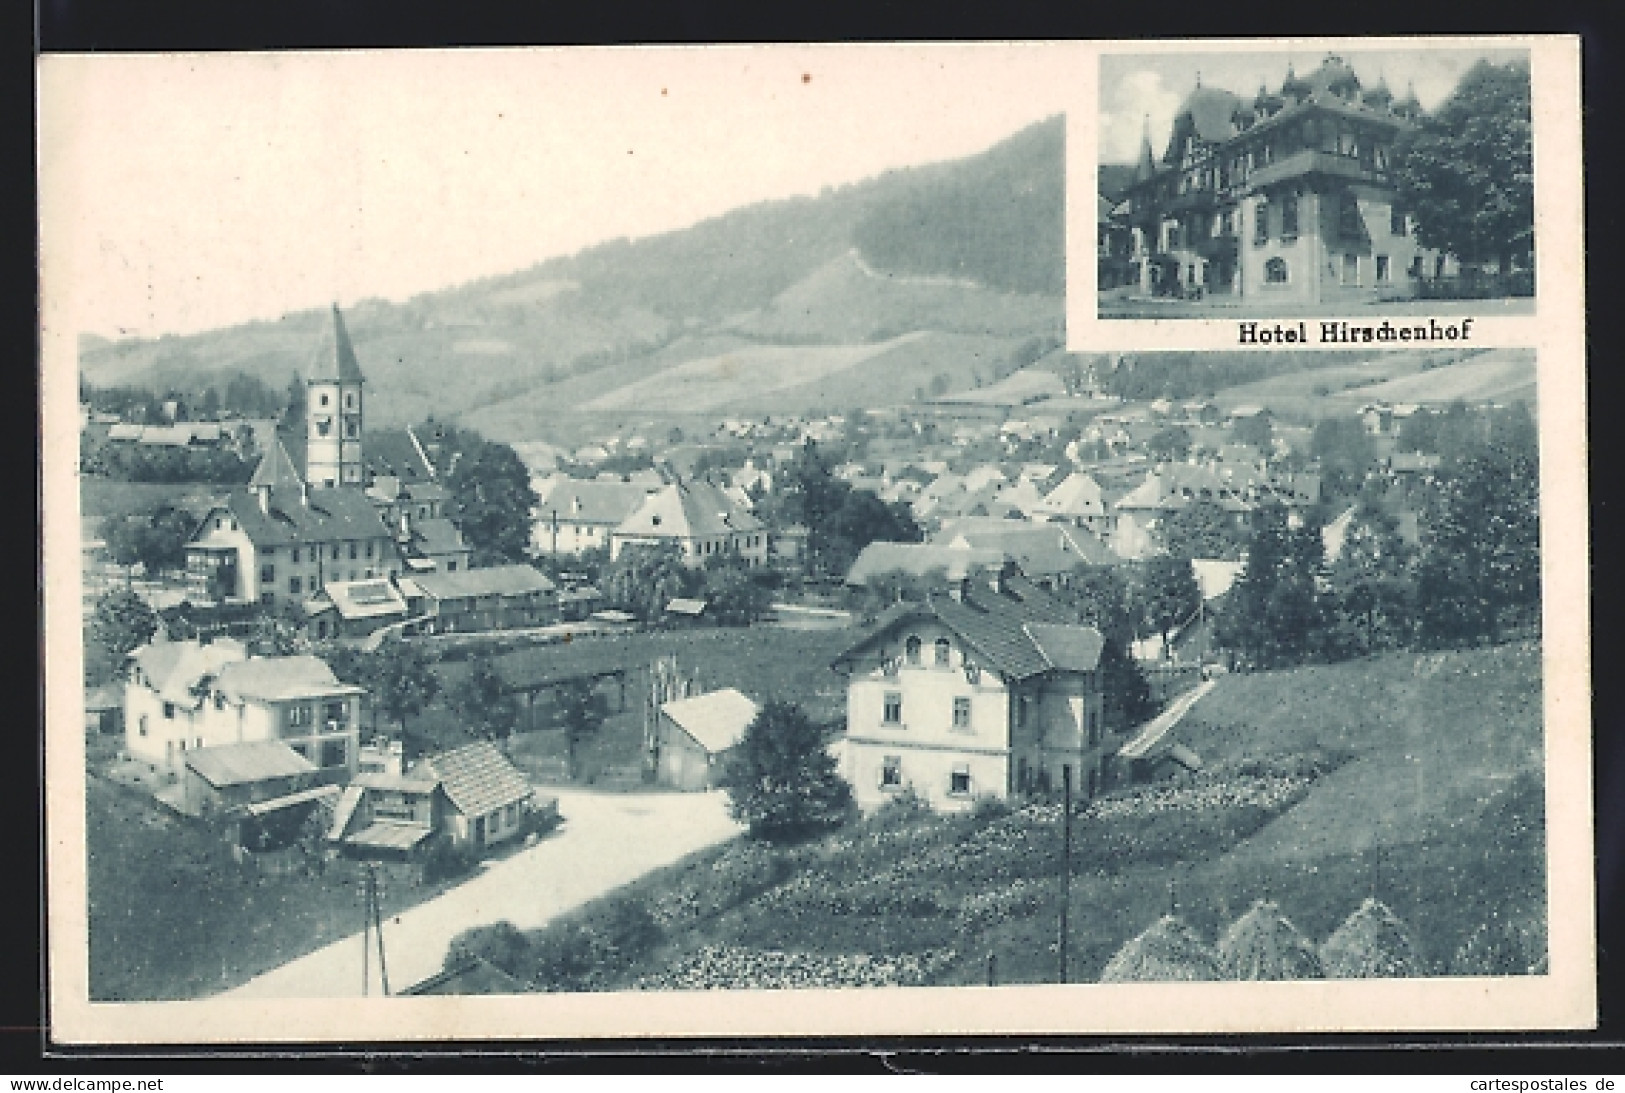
<box><xmin>361</xmin><ymin>865</ymin><xmax>391</xmax><ymax>997</ymax></box>
<box><xmin>1058</xmin><ymin>765</ymin><xmax>1073</xmax><ymax>984</ymax></box>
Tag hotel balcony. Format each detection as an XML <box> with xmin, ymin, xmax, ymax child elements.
<box><xmin>1244</xmin><ymin>149</ymin><xmax>1389</xmax><ymax>192</ymax></box>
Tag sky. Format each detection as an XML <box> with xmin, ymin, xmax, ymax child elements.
<box><xmin>40</xmin><ymin>45</ymin><xmax>1081</xmax><ymax>341</ymax></box>
<box><xmin>1099</xmin><ymin>46</ymin><xmax>1531</xmax><ymax>166</ymax></box>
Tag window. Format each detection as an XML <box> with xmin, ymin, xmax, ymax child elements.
<box><xmin>287</xmin><ymin>704</ymin><xmax>312</xmax><ymax>728</ymax></box>
<box><xmin>1342</xmin><ymin>253</ymin><xmax>1361</xmax><ymax>286</ymax></box>
<box><xmin>1016</xmin><ymin>695</ymin><xmax>1029</xmax><ymax>727</ymax></box>
<box><xmin>1410</xmin><ymin>255</ymin><xmax>1425</xmax><ymax>278</ymax></box>
<box><xmin>214</xmin><ymin>692</ymin><xmax>226</xmax><ymax>711</ymax></box>
<box><xmin>324</xmin><ymin>700</ymin><xmax>349</xmax><ymax>724</ymax></box>
<box><xmin>934</xmin><ymin>638</ymin><xmax>951</xmax><ymax>667</ymax></box>
<box><xmin>349</xmin><ymin>542</ymin><xmax>358</xmax><ymax>560</ymax></box>
<box><xmin>952</xmin><ymin>696</ymin><xmax>972</xmax><ymax>730</ymax></box>
<box><xmin>260</xmin><ymin>592</ymin><xmax>275</xmax><ymax>606</ymax></box>
<box><xmin>882</xmin><ymin>691</ymin><xmax>903</xmax><ymax>725</ymax></box>
<box><xmin>1281</xmin><ymin>195</ymin><xmax>1299</xmax><ymax>239</ymax></box>
<box><xmin>316</xmin><ymin>419</ymin><xmax>331</xmax><ymax>437</ymax></box>
<box><xmin>1253</xmin><ymin>201</ymin><xmax>1269</xmax><ymax>246</ymax></box>
<box><xmin>880</xmin><ymin>755</ymin><xmax>903</xmax><ymax>789</ymax></box>
<box><xmin>344</xmin><ymin>420</ymin><xmax>358</xmax><ymax>439</ymax></box>
<box><xmin>162</xmin><ymin>702</ymin><xmax>174</xmax><ymax>719</ymax></box>
<box><xmin>904</xmin><ymin>636</ymin><xmax>921</xmax><ymax>665</ymax></box>
<box><xmin>1265</xmin><ymin>257</ymin><xmax>1289</xmax><ymax>284</ymax></box>
<box><xmin>138</xmin><ymin>715</ymin><xmax>148</xmax><ymax>737</ymax></box>
<box><xmin>289</xmin><ymin>576</ymin><xmax>302</xmax><ymax>595</ymax></box>
<box><xmin>292</xmin><ymin>548</ymin><xmax>301</xmax><ymax>565</ymax></box>
<box><xmin>1390</xmin><ymin>207</ymin><xmax>1407</xmax><ymax>237</ymax></box>
<box><xmin>260</xmin><ymin>564</ymin><xmax>275</xmax><ymax>583</ymax></box>
<box><xmin>345</xmin><ymin>392</ymin><xmax>355</xmax><ymax>409</ymax></box>
<box><xmin>332</xmin><ymin>545</ymin><xmax>341</xmax><ymax>560</ymax></box>
<box><xmin>447</xmin><ymin>561</ymin><xmax>457</xmax><ymax>572</ymax></box>
<box><xmin>948</xmin><ymin>765</ymin><xmax>972</xmax><ymax>797</ymax></box>
<box><xmin>365</xmin><ymin>542</ymin><xmax>374</xmax><ymax>558</ymax></box>
<box><xmin>215</xmin><ymin>517</ymin><xmax>225</xmax><ymax>530</ymax></box>
<box><xmin>320</xmin><ymin>393</ymin><xmax>330</xmax><ymax>407</ymax></box>
<box><xmin>1375</xmin><ymin>255</ymin><xmax>1391</xmax><ymax>283</ymax></box>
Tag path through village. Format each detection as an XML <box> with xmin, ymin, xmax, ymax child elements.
<box><xmin>222</xmin><ymin>788</ymin><xmax>742</xmax><ymax>998</ymax></box>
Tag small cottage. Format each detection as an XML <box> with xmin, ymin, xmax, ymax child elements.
<box><xmin>654</xmin><ymin>688</ymin><xmax>760</xmax><ymax>791</ymax></box>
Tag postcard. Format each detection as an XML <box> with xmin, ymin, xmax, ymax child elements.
<box><xmin>38</xmin><ymin>37</ymin><xmax>1590</xmax><ymax>1044</ymax></box>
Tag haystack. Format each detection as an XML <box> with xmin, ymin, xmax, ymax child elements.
<box><xmin>1320</xmin><ymin>898</ymin><xmax>1424</xmax><ymax>978</ymax></box>
<box><xmin>1450</xmin><ymin>918</ymin><xmax>1545</xmax><ymax>977</ymax></box>
<box><xmin>1099</xmin><ymin>915</ymin><xmax>1220</xmax><ymax>983</ymax></box>
<box><xmin>1217</xmin><ymin>900</ymin><xmax>1323</xmax><ymax>980</ymax></box>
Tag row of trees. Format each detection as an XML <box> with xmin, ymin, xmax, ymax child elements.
<box><xmin>761</xmin><ymin>440</ymin><xmax>923</xmax><ymax>579</ymax></box>
<box><xmin>80</xmin><ymin>435</ymin><xmax>258</xmax><ymax>485</ymax></box>
<box><xmin>597</xmin><ymin>543</ymin><xmax>776</xmax><ymax>627</ymax></box>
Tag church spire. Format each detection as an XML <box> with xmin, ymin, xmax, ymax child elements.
<box><xmin>1135</xmin><ymin>114</ymin><xmax>1156</xmax><ymax>181</ymax></box>
<box><xmin>308</xmin><ymin>303</ymin><xmax>365</xmax><ymax>385</ymax></box>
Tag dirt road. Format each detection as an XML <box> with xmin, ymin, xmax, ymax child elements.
<box><xmin>221</xmin><ymin>788</ymin><xmax>741</xmax><ymax>998</ymax></box>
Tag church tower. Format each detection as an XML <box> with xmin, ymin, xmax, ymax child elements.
<box><xmin>305</xmin><ymin>304</ymin><xmax>366</xmax><ymax>489</ymax></box>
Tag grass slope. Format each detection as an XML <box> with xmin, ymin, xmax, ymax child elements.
<box><xmin>463</xmin><ymin>641</ymin><xmax>1545</xmax><ymax>990</ymax></box>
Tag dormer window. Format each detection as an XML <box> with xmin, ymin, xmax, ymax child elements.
<box><xmin>904</xmin><ymin>636</ymin><xmax>922</xmax><ymax>665</ymax></box>
<box><xmin>934</xmin><ymin>638</ymin><xmax>952</xmax><ymax>667</ymax></box>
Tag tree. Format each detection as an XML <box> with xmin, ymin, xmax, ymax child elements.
<box><xmin>85</xmin><ymin>589</ymin><xmax>159</xmax><ymax>685</ymax></box>
<box><xmin>1138</xmin><ymin>554</ymin><xmax>1201</xmax><ymax>658</ymax></box>
<box><xmin>1055</xmin><ymin>564</ymin><xmax>1135</xmax><ymax>647</ymax></box>
<box><xmin>1161</xmin><ymin>499</ymin><xmax>1244</xmax><ymax>561</ymax></box>
<box><xmin>702</xmin><ymin>561</ymin><xmax>773</xmax><ymax>627</ymax></box>
<box><xmin>601</xmin><ymin>541</ymin><xmax>698</xmax><ymax>623</ymax></box>
<box><xmin>1098</xmin><ymin>638</ymin><xmax>1156</xmax><ymax>733</ymax></box>
<box><xmin>1329</xmin><ymin>503</ymin><xmax>1417</xmax><ymax>655</ymax></box>
<box><xmin>1232</xmin><ymin>411</ymin><xmax>1274</xmax><ymax>453</ymax></box>
<box><xmin>1414</xmin><ymin>436</ymin><xmax>1539</xmax><ymax>648</ymax></box>
<box><xmin>368</xmin><ymin>638</ymin><xmax>442</xmax><ymax>754</ymax></box>
<box><xmin>250</xmin><ymin>599</ymin><xmax>309</xmax><ymax>656</ymax></box>
<box><xmin>1217</xmin><ymin>505</ymin><xmax>1333</xmax><ymax>669</ymax></box>
<box><xmin>448</xmin><ymin>654</ymin><xmax>522</xmax><ymax>748</ymax></box>
<box><xmin>447</xmin><ymin>438</ymin><xmax>541</xmax><ymax>564</ymax></box>
<box><xmin>1311</xmin><ymin>416</ymin><xmax>1378</xmax><ymax>502</ymax></box>
<box><xmin>99</xmin><ymin>503</ymin><xmax>197</xmax><ymax>574</ymax></box>
<box><xmin>1392</xmin><ymin>60</ymin><xmax>1534</xmax><ymax>275</ymax></box>
<box><xmin>718</xmin><ymin>701</ymin><xmax>853</xmax><ymax>842</ymax></box>
<box><xmin>1146</xmin><ymin>425</ymin><xmax>1192</xmax><ymax>462</ymax></box>
<box><xmin>554</xmin><ymin>678</ymin><xmax>607</xmax><ymax>782</ymax></box>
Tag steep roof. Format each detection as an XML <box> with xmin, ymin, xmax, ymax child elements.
<box><xmin>208</xmin><ymin>487</ymin><xmax>393</xmax><ymax>550</ymax></box>
<box><xmin>937</xmin><ymin>520</ymin><xmax>1118</xmax><ymax>573</ymax></box>
<box><xmin>835</xmin><ymin>574</ymin><xmax>1101</xmax><ymax>682</ymax></box>
<box><xmin>536</xmin><ymin>478</ymin><xmax>660</xmax><ymax>527</ymax></box>
<box><xmin>410</xmin><ymin>564</ymin><xmax>555</xmax><ymax>601</ymax></box>
<box><xmin>660</xmin><ymin>688</ymin><xmax>760</xmax><ymax>755</ymax></box>
<box><xmin>185</xmin><ymin>740</ymin><xmax>317</xmax><ymax>788</ymax></box>
<box><xmin>408</xmin><ymin>517</ymin><xmax>469</xmax><ymax>557</ymax></box>
<box><xmin>1037</xmin><ymin>471</ymin><xmax>1106</xmax><ymax>518</ymax></box>
<box><xmin>129</xmin><ymin>638</ymin><xmax>248</xmax><ymax>708</ymax></box>
<box><xmin>249</xmin><ymin>435</ymin><xmax>306</xmax><ymax>492</ymax></box>
<box><xmin>418</xmin><ymin>740</ymin><xmax>533</xmax><ymax>819</ymax></box>
<box><xmin>615</xmin><ymin>480</ymin><xmax>763</xmax><ymax>540</ymax></box>
<box><xmin>364</xmin><ymin>426</ymin><xmax>437</xmax><ymax>483</ymax></box>
<box><xmin>214</xmin><ymin>654</ymin><xmax>364</xmax><ymax>704</ymax></box>
<box><xmin>308</xmin><ymin>304</ymin><xmax>365</xmax><ymax>385</ymax></box>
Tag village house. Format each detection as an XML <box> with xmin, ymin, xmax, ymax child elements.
<box><xmin>184</xmin><ymin>308</ymin><xmax>403</xmax><ymax>608</ymax></box>
<box><xmin>610</xmin><ymin>479</ymin><xmax>768</xmax><ymax>569</ymax></box>
<box><xmin>181</xmin><ymin>739</ymin><xmax>335</xmax><ymax>822</ymax></box>
<box><xmin>366</xmin><ymin>475</ymin><xmax>471</xmax><ymax>574</ymax></box>
<box><xmin>653</xmin><ymin>688</ymin><xmax>761</xmax><ymax>791</ymax></box>
<box><xmin>328</xmin><ymin>740</ymin><xmax>550</xmax><ymax>860</ymax></box>
<box><xmin>932</xmin><ymin>518</ymin><xmax>1119</xmax><ymax>587</ymax></box>
<box><xmin>531</xmin><ymin>476</ymin><xmax>661</xmax><ymax>556</ymax></box>
<box><xmin>302</xmin><ymin>577</ymin><xmax>412</xmax><ymax>641</ymax></box>
<box><xmin>1033</xmin><ymin>470</ymin><xmax>1110</xmax><ymax>533</ymax></box>
<box><xmin>832</xmin><ymin>566</ymin><xmax>1110</xmax><ymax>813</ymax></box>
<box><xmin>399</xmin><ymin>565</ymin><xmax>557</xmax><ymax>634</ymax></box>
<box><xmin>124</xmin><ymin>637</ymin><xmax>365</xmax><ymax>780</ymax></box>
<box><xmin>1109</xmin><ymin>55</ymin><xmax>1452</xmax><ymax>304</ymax></box>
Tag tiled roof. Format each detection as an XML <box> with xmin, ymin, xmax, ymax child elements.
<box><xmin>364</xmin><ymin>427</ymin><xmax>437</xmax><ymax>482</ymax></box>
<box><xmin>940</xmin><ymin>522</ymin><xmax>1118</xmax><ymax>573</ymax></box>
<box><xmin>1037</xmin><ymin>472</ymin><xmax>1106</xmax><ymax>518</ymax></box>
<box><xmin>185</xmin><ymin>740</ymin><xmax>316</xmax><ymax>787</ymax></box>
<box><xmin>409</xmin><ymin>517</ymin><xmax>468</xmax><ymax>557</ymax></box>
<box><xmin>418</xmin><ymin>740</ymin><xmax>532</xmax><ymax>819</ymax></box>
<box><xmin>410</xmin><ymin>564</ymin><xmax>555</xmax><ymax>602</ymax></box>
<box><xmin>130</xmin><ymin>638</ymin><xmax>248</xmax><ymax>708</ymax></box>
<box><xmin>307</xmin><ymin>305</ymin><xmax>365</xmax><ymax>384</ymax></box>
<box><xmin>535</xmin><ymin>478</ymin><xmax>657</xmax><ymax>527</ymax></box>
<box><xmin>308</xmin><ymin>578</ymin><xmax>409</xmax><ymax>621</ymax></box>
<box><xmin>835</xmin><ymin>575</ymin><xmax>1101</xmax><ymax>682</ymax></box>
<box><xmin>215</xmin><ymin>655</ymin><xmax>364</xmax><ymax>703</ymax></box>
<box><xmin>615</xmin><ymin>480</ymin><xmax>763</xmax><ymax>540</ymax></box>
<box><xmin>210</xmin><ymin>486</ymin><xmax>393</xmax><ymax>550</ymax></box>
<box><xmin>660</xmin><ymin>688</ymin><xmax>760</xmax><ymax>755</ymax></box>
<box><xmin>249</xmin><ymin>435</ymin><xmax>305</xmax><ymax>492</ymax></box>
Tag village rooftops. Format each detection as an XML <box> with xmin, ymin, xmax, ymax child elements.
<box><xmin>415</xmin><ymin>740</ymin><xmax>534</xmax><ymax>820</ymax></box>
<box><xmin>203</xmin><ymin>485</ymin><xmax>393</xmax><ymax>550</ymax></box>
<box><xmin>835</xmin><ymin>573</ymin><xmax>1103</xmax><ymax>682</ymax></box>
<box><xmin>536</xmin><ymin>478</ymin><xmax>660</xmax><ymax>526</ymax></box>
<box><xmin>129</xmin><ymin>637</ymin><xmax>249</xmax><ymax>708</ymax></box>
<box><xmin>615</xmin><ymin>479</ymin><xmax>764</xmax><ymax>540</ymax></box>
<box><xmin>935</xmin><ymin>519</ymin><xmax>1119</xmax><ymax>571</ymax></box>
<box><xmin>184</xmin><ymin>740</ymin><xmax>318</xmax><ymax>788</ymax></box>
<box><xmin>408</xmin><ymin>564</ymin><xmax>555</xmax><ymax>602</ymax></box>
<box><xmin>212</xmin><ymin>655</ymin><xmax>365</xmax><ymax>704</ymax></box>
<box><xmin>844</xmin><ymin>542</ymin><xmax>1008</xmax><ymax>588</ymax></box>
<box><xmin>660</xmin><ymin>688</ymin><xmax>761</xmax><ymax>755</ymax></box>
<box><xmin>304</xmin><ymin>578</ymin><xmax>409</xmax><ymax>621</ymax></box>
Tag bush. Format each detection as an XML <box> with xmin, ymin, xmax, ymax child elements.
<box><xmin>421</xmin><ymin>838</ymin><xmax>477</xmax><ymax>883</ymax></box>
<box><xmin>970</xmin><ymin>794</ymin><xmax>1012</xmax><ymax>823</ymax></box>
<box><xmin>870</xmin><ymin>786</ymin><xmax>932</xmax><ymax>828</ymax></box>
<box><xmin>445</xmin><ymin>922</ymin><xmax>533</xmax><ymax>982</ymax></box>
<box><xmin>527</xmin><ymin>922</ymin><xmax>605</xmax><ymax>991</ymax></box>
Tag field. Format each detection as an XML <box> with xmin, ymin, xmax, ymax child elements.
<box><xmin>1209</xmin><ymin>347</ymin><xmax>1536</xmax><ymax>421</ymax></box>
<box><xmin>1326</xmin><ymin>347</ymin><xmax>1537</xmax><ymax>409</ymax></box>
<box><xmin>78</xmin><ymin>476</ymin><xmax>226</xmax><ymax>542</ymax></box>
<box><xmin>454</xmin><ymin>640</ymin><xmax>1546</xmax><ymax>990</ymax></box>
<box><xmin>418</xmin><ymin>626</ymin><xmax>858</xmax><ymax>783</ymax></box>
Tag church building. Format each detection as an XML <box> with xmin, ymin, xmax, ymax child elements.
<box><xmin>1108</xmin><ymin>55</ymin><xmax>1453</xmax><ymax>306</ymax></box>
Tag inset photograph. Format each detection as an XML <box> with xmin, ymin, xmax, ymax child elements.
<box><xmin>1097</xmin><ymin>47</ymin><xmax>1534</xmax><ymax>319</ymax></box>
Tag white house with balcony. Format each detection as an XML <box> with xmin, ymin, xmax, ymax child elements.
<box><xmin>124</xmin><ymin>638</ymin><xmax>365</xmax><ymax>781</ymax></box>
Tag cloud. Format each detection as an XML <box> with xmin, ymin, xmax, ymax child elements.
<box><xmin>1100</xmin><ymin>68</ymin><xmax>1183</xmax><ymax>165</ymax></box>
